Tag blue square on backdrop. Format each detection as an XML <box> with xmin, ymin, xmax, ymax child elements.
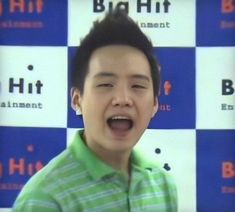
<box><xmin>197</xmin><ymin>0</ymin><xmax>235</xmax><ymax>46</ymax></box>
<box><xmin>0</xmin><ymin>1</ymin><xmax>67</xmax><ymax>45</ymax></box>
<box><xmin>67</xmin><ymin>47</ymin><xmax>84</xmax><ymax>128</ymax></box>
<box><xmin>197</xmin><ymin>130</ymin><xmax>235</xmax><ymax>212</ymax></box>
<box><xmin>67</xmin><ymin>47</ymin><xmax>195</xmax><ymax>129</ymax></box>
<box><xmin>0</xmin><ymin>127</ymin><xmax>66</xmax><ymax>207</ymax></box>
<box><xmin>149</xmin><ymin>47</ymin><xmax>195</xmax><ymax>129</ymax></box>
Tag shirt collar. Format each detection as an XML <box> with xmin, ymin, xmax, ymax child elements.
<box><xmin>131</xmin><ymin>150</ymin><xmax>155</xmax><ymax>172</ymax></box>
<box><xmin>69</xmin><ymin>130</ymin><xmax>154</xmax><ymax>180</ymax></box>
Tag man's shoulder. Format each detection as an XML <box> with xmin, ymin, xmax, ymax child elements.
<box><xmin>132</xmin><ymin>152</ymin><xmax>178</xmax><ymax>210</ymax></box>
<box><xmin>143</xmin><ymin>159</ymin><xmax>176</xmax><ymax>189</ymax></box>
<box><xmin>133</xmin><ymin>150</ymin><xmax>177</xmax><ymax>195</ymax></box>
<box><xmin>16</xmin><ymin>148</ymin><xmax>85</xmax><ymax>198</ymax></box>
<box><xmin>28</xmin><ymin>149</ymin><xmax>73</xmax><ymax>185</ymax></box>
<box><xmin>145</xmin><ymin>161</ymin><xmax>178</xmax><ymax>210</ymax></box>
<box><xmin>13</xmin><ymin>148</ymin><xmax>87</xmax><ymax>211</ymax></box>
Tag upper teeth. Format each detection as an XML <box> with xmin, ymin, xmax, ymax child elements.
<box><xmin>111</xmin><ymin>116</ymin><xmax>129</xmax><ymax>120</ymax></box>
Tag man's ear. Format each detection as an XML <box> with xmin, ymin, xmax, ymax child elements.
<box><xmin>70</xmin><ymin>87</ymin><xmax>82</xmax><ymax>112</ymax></box>
<box><xmin>152</xmin><ymin>97</ymin><xmax>159</xmax><ymax>118</ymax></box>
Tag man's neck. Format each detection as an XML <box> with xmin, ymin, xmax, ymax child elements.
<box><xmin>101</xmin><ymin>151</ymin><xmax>131</xmax><ymax>174</ymax></box>
<box><xmin>82</xmin><ymin>132</ymin><xmax>132</xmax><ymax>177</ymax></box>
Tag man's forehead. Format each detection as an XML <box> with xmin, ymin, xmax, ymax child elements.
<box><xmin>93</xmin><ymin>71</ymin><xmax>150</xmax><ymax>81</ymax></box>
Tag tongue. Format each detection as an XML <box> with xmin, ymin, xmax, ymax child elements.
<box><xmin>109</xmin><ymin>119</ymin><xmax>131</xmax><ymax>131</ymax></box>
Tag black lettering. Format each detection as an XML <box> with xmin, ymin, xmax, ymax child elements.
<box><xmin>9</xmin><ymin>78</ymin><xmax>24</xmax><ymax>93</ymax></box>
<box><xmin>228</xmin><ymin>105</ymin><xmax>234</xmax><ymax>110</ymax></box>
<box><xmin>93</xmin><ymin>0</ymin><xmax>105</xmax><ymax>12</ymax></box>
<box><xmin>35</xmin><ymin>80</ymin><xmax>43</xmax><ymax>94</ymax></box>
<box><xmin>147</xmin><ymin>22</ymin><xmax>154</xmax><ymax>27</ymax></box>
<box><xmin>116</xmin><ymin>2</ymin><xmax>129</xmax><ymax>13</ymax></box>
<box><xmin>28</xmin><ymin>83</ymin><xmax>33</xmax><ymax>93</ymax></box>
<box><xmin>137</xmin><ymin>0</ymin><xmax>151</xmax><ymax>13</ymax></box>
<box><xmin>38</xmin><ymin>103</ymin><xmax>43</xmax><ymax>109</ymax></box>
<box><xmin>163</xmin><ymin>0</ymin><xmax>171</xmax><ymax>12</ymax></box>
<box><xmin>221</xmin><ymin>103</ymin><xmax>227</xmax><ymax>110</ymax></box>
<box><xmin>19</xmin><ymin>103</ymin><xmax>26</xmax><ymax>108</ymax></box>
<box><xmin>222</xmin><ymin>79</ymin><xmax>234</xmax><ymax>95</ymax></box>
<box><xmin>0</xmin><ymin>102</ymin><xmax>6</xmax><ymax>107</ymax></box>
<box><xmin>13</xmin><ymin>102</ymin><xmax>18</xmax><ymax>107</ymax></box>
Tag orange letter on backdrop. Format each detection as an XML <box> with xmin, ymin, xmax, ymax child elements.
<box><xmin>222</xmin><ymin>162</ymin><xmax>235</xmax><ymax>178</ymax></box>
<box><xmin>0</xmin><ymin>163</ymin><xmax>3</xmax><ymax>177</ymax></box>
<box><xmin>9</xmin><ymin>158</ymin><xmax>25</xmax><ymax>175</ymax></box>
<box><xmin>36</xmin><ymin>0</ymin><xmax>44</xmax><ymax>13</ymax></box>
<box><xmin>222</xmin><ymin>0</ymin><xmax>235</xmax><ymax>13</ymax></box>
<box><xmin>10</xmin><ymin>0</ymin><xmax>25</xmax><ymax>13</ymax></box>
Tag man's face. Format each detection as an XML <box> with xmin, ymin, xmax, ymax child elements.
<box><xmin>72</xmin><ymin>45</ymin><xmax>158</xmax><ymax>155</ymax></box>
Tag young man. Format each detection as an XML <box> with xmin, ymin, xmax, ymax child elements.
<box><xmin>13</xmin><ymin>9</ymin><xmax>177</xmax><ymax>211</ymax></box>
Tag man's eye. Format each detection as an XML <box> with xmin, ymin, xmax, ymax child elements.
<box><xmin>97</xmin><ymin>83</ymin><xmax>113</xmax><ymax>87</ymax></box>
<box><xmin>132</xmin><ymin>84</ymin><xmax>146</xmax><ymax>89</ymax></box>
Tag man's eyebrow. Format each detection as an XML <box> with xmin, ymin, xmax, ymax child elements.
<box><xmin>131</xmin><ymin>74</ymin><xmax>150</xmax><ymax>82</ymax></box>
<box><xmin>93</xmin><ymin>72</ymin><xmax>117</xmax><ymax>78</ymax></box>
<box><xmin>93</xmin><ymin>72</ymin><xmax>150</xmax><ymax>82</ymax></box>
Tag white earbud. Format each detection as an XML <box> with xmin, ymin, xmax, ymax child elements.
<box><xmin>76</xmin><ymin>107</ymin><xmax>82</xmax><ymax>115</ymax></box>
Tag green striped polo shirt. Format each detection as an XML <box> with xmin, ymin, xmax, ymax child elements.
<box><xmin>13</xmin><ymin>130</ymin><xmax>177</xmax><ymax>212</ymax></box>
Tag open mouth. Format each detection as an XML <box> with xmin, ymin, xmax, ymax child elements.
<box><xmin>107</xmin><ymin>116</ymin><xmax>133</xmax><ymax>132</ymax></box>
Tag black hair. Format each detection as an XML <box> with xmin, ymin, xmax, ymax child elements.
<box><xmin>71</xmin><ymin>8</ymin><xmax>160</xmax><ymax>97</ymax></box>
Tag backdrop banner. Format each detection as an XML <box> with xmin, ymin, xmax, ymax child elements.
<box><xmin>0</xmin><ymin>1</ymin><xmax>234</xmax><ymax>211</ymax></box>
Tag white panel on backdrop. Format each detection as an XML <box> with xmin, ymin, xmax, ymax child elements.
<box><xmin>0</xmin><ymin>47</ymin><xmax>68</xmax><ymax>128</ymax></box>
<box><xmin>0</xmin><ymin>209</ymin><xmax>11</xmax><ymax>212</ymax></box>
<box><xmin>196</xmin><ymin>47</ymin><xmax>235</xmax><ymax>129</ymax></box>
<box><xmin>135</xmin><ymin>129</ymin><xmax>196</xmax><ymax>212</ymax></box>
<box><xmin>66</xmin><ymin>128</ymin><xmax>82</xmax><ymax>147</ymax></box>
<box><xmin>68</xmin><ymin>0</ymin><xmax>195</xmax><ymax>47</ymax></box>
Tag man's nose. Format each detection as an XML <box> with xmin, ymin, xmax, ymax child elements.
<box><xmin>111</xmin><ymin>87</ymin><xmax>133</xmax><ymax>107</ymax></box>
